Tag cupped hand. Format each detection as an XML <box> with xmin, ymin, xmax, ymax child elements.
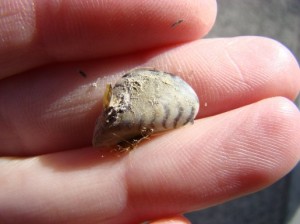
<box><xmin>1</xmin><ymin>0</ymin><xmax>300</xmax><ymax>223</ymax></box>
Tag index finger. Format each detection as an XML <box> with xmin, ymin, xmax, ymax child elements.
<box><xmin>0</xmin><ymin>0</ymin><xmax>217</xmax><ymax>78</ymax></box>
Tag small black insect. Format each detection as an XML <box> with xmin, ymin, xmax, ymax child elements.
<box><xmin>78</xmin><ymin>69</ymin><xmax>87</xmax><ymax>78</ymax></box>
<box><xmin>171</xmin><ymin>19</ymin><xmax>184</xmax><ymax>28</ymax></box>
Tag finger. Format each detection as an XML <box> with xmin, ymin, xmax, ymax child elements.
<box><xmin>0</xmin><ymin>36</ymin><xmax>299</xmax><ymax>156</ymax></box>
<box><xmin>1</xmin><ymin>97</ymin><xmax>299</xmax><ymax>224</ymax></box>
<box><xmin>148</xmin><ymin>215</ymin><xmax>191</xmax><ymax>224</ymax></box>
<box><xmin>0</xmin><ymin>0</ymin><xmax>216</xmax><ymax>78</ymax></box>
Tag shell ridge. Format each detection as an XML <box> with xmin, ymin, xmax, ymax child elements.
<box><xmin>162</xmin><ymin>104</ymin><xmax>171</xmax><ymax>129</ymax></box>
<box><xmin>173</xmin><ymin>105</ymin><xmax>184</xmax><ymax>128</ymax></box>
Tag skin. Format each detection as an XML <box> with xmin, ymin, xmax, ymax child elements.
<box><xmin>0</xmin><ymin>0</ymin><xmax>300</xmax><ymax>223</ymax></box>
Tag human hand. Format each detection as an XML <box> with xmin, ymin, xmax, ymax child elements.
<box><xmin>1</xmin><ymin>1</ymin><xmax>300</xmax><ymax>223</ymax></box>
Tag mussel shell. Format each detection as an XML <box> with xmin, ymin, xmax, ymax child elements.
<box><xmin>92</xmin><ymin>68</ymin><xmax>199</xmax><ymax>148</ymax></box>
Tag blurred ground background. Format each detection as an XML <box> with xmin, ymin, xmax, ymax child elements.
<box><xmin>185</xmin><ymin>1</ymin><xmax>300</xmax><ymax>223</ymax></box>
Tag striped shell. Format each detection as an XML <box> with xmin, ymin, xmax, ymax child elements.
<box><xmin>92</xmin><ymin>68</ymin><xmax>199</xmax><ymax>150</ymax></box>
